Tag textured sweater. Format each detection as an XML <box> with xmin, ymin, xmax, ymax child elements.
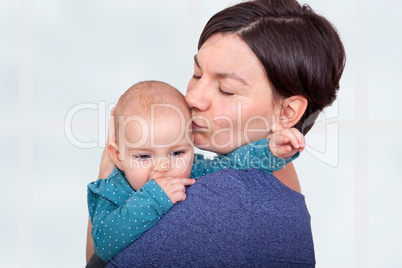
<box><xmin>106</xmin><ymin>168</ymin><xmax>315</xmax><ymax>267</ymax></box>
<box><xmin>88</xmin><ymin>139</ymin><xmax>298</xmax><ymax>262</ymax></box>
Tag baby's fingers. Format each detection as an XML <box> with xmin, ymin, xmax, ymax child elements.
<box><xmin>272</xmin><ymin>133</ymin><xmax>290</xmax><ymax>147</ymax></box>
<box><xmin>277</xmin><ymin>145</ymin><xmax>293</xmax><ymax>156</ymax></box>
<box><xmin>181</xmin><ymin>178</ymin><xmax>196</xmax><ymax>186</ymax></box>
<box><xmin>170</xmin><ymin>191</ymin><xmax>187</xmax><ymax>203</ymax></box>
<box><xmin>289</xmin><ymin>128</ymin><xmax>305</xmax><ymax>151</ymax></box>
<box><xmin>281</xmin><ymin>128</ymin><xmax>304</xmax><ymax>150</ymax></box>
<box><xmin>168</xmin><ymin>178</ymin><xmax>195</xmax><ymax>186</ymax></box>
<box><xmin>275</xmin><ymin>129</ymin><xmax>299</xmax><ymax>149</ymax></box>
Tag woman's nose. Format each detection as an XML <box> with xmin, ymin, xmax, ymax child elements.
<box><xmin>185</xmin><ymin>81</ymin><xmax>210</xmax><ymax>112</ymax></box>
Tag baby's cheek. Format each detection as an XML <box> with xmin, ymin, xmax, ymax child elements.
<box><xmin>186</xmin><ymin>155</ymin><xmax>195</xmax><ymax>174</ymax></box>
<box><xmin>125</xmin><ymin>168</ymin><xmax>149</xmax><ymax>190</ymax></box>
<box><xmin>174</xmin><ymin>157</ymin><xmax>193</xmax><ymax>178</ymax></box>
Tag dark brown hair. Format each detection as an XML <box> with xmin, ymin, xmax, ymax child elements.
<box><xmin>199</xmin><ymin>0</ymin><xmax>345</xmax><ymax>134</ymax></box>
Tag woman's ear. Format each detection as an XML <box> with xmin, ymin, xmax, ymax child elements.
<box><xmin>278</xmin><ymin>95</ymin><xmax>308</xmax><ymax>129</ymax></box>
<box><xmin>108</xmin><ymin>142</ymin><xmax>124</xmax><ymax>170</ymax></box>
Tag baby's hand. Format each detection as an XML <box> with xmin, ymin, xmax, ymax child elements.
<box><xmin>269</xmin><ymin>128</ymin><xmax>305</xmax><ymax>159</ymax></box>
<box><xmin>153</xmin><ymin>177</ymin><xmax>195</xmax><ymax>204</ymax></box>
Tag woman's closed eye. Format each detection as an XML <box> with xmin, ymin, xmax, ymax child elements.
<box><xmin>219</xmin><ymin>87</ymin><xmax>234</xmax><ymax>96</ymax></box>
<box><xmin>192</xmin><ymin>74</ymin><xmax>201</xmax><ymax>80</ymax></box>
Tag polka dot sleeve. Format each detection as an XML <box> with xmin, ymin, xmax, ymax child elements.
<box><xmin>87</xmin><ymin>171</ymin><xmax>173</xmax><ymax>263</ymax></box>
<box><xmin>191</xmin><ymin>138</ymin><xmax>299</xmax><ymax>178</ymax></box>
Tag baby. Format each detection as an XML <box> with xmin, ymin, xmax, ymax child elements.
<box><xmin>87</xmin><ymin>80</ymin><xmax>304</xmax><ymax>264</ymax></box>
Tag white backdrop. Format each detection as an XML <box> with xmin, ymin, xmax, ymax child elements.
<box><xmin>1</xmin><ymin>0</ymin><xmax>401</xmax><ymax>267</ymax></box>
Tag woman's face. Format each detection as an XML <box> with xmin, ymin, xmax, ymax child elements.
<box><xmin>185</xmin><ymin>33</ymin><xmax>281</xmax><ymax>154</ymax></box>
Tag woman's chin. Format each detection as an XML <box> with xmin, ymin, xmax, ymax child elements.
<box><xmin>192</xmin><ymin>133</ymin><xmax>212</xmax><ymax>152</ymax></box>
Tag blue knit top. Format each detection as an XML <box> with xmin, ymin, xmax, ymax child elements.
<box><xmin>88</xmin><ymin>139</ymin><xmax>299</xmax><ymax>262</ymax></box>
<box><xmin>107</xmin><ymin>168</ymin><xmax>315</xmax><ymax>267</ymax></box>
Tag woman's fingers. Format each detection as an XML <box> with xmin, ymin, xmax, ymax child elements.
<box><xmin>108</xmin><ymin>107</ymin><xmax>116</xmax><ymax>146</ymax></box>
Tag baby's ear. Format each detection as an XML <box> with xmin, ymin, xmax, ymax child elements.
<box><xmin>108</xmin><ymin>142</ymin><xmax>124</xmax><ymax>170</ymax></box>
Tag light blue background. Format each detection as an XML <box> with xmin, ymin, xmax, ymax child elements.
<box><xmin>1</xmin><ymin>0</ymin><xmax>401</xmax><ymax>267</ymax></box>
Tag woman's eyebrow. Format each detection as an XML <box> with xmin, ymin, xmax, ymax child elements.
<box><xmin>215</xmin><ymin>72</ymin><xmax>250</xmax><ymax>87</ymax></box>
<box><xmin>194</xmin><ymin>54</ymin><xmax>250</xmax><ymax>87</ymax></box>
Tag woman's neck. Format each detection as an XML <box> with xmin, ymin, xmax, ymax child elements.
<box><xmin>273</xmin><ymin>162</ymin><xmax>301</xmax><ymax>193</ymax></box>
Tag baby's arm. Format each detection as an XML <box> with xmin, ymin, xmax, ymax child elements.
<box><xmin>88</xmin><ymin>178</ymin><xmax>173</xmax><ymax>262</ymax></box>
<box><xmin>191</xmin><ymin>128</ymin><xmax>305</xmax><ymax>177</ymax></box>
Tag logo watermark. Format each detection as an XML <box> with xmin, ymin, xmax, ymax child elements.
<box><xmin>64</xmin><ymin>100</ymin><xmax>339</xmax><ymax>167</ymax></box>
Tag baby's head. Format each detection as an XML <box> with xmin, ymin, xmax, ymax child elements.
<box><xmin>109</xmin><ymin>80</ymin><xmax>194</xmax><ymax>190</ymax></box>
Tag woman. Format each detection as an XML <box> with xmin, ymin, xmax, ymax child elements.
<box><xmin>87</xmin><ymin>0</ymin><xmax>345</xmax><ymax>266</ymax></box>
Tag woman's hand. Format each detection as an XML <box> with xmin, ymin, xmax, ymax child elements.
<box><xmin>98</xmin><ymin>107</ymin><xmax>117</xmax><ymax>179</ymax></box>
<box><xmin>269</xmin><ymin>128</ymin><xmax>305</xmax><ymax>159</ymax></box>
<box><xmin>87</xmin><ymin>108</ymin><xmax>117</xmax><ymax>263</ymax></box>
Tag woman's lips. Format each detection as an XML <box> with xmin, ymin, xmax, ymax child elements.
<box><xmin>192</xmin><ymin>121</ymin><xmax>205</xmax><ymax>131</ymax></box>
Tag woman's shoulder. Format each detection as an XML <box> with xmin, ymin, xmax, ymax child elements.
<box><xmin>193</xmin><ymin>168</ymin><xmax>305</xmax><ymax>200</ymax></box>
<box><xmin>108</xmin><ymin>168</ymin><xmax>314</xmax><ymax>267</ymax></box>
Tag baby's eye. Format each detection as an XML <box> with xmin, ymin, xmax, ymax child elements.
<box><xmin>171</xmin><ymin>151</ymin><xmax>184</xmax><ymax>157</ymax></box>
<box><xmin>135</xmin><ymin>154</ymin><xmax>151</xmax><ymax>160</ymax></box>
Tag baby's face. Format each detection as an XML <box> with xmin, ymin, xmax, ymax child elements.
<box><xmin>117</xmin><ymin>111</ymin><xmax>194</xmax><ymax>190</ymax></box>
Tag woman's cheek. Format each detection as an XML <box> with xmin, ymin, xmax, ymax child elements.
<box><xmin>186</xmin><ymin>78</ymin><xmax>196</xmax><ymax>93</ymax></box>
<box><xmin>241</xmin><ymin>112</ymin><xmax>273</xmax><ymax>142</ymax></box>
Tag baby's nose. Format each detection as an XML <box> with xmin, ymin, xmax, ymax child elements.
<box><xmin>153</xmin><ymin>157</ymin><xmax>170</xmax><ymax>173</ymax></box>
